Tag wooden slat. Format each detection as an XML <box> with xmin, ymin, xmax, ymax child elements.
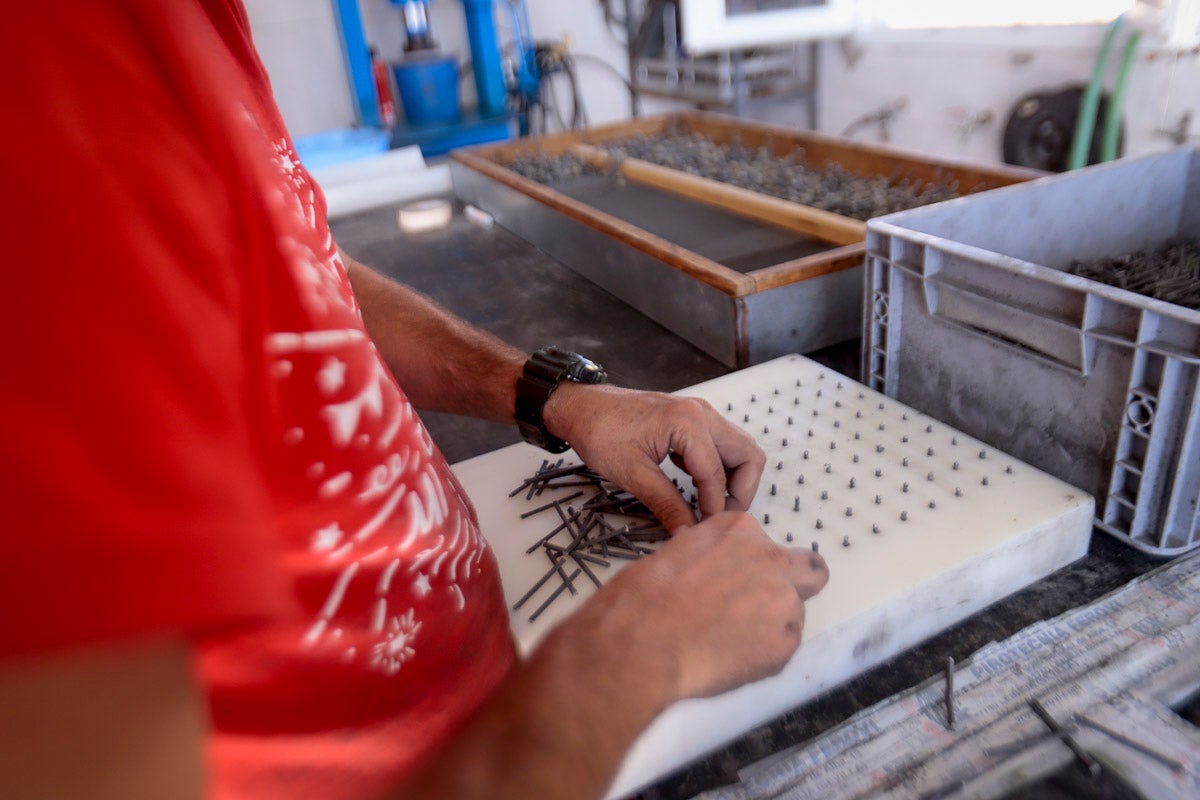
<box><xmin>748</xmin><ymin>243</ymin><xmax>866</xmax><ymax>293</ymax></box>
<box><xmin>574</xmin><ymin>144</ymin><xmax>866</xmax><ymax>247</ymax></box>
<box><xmin>450</xmin><ymin>150</ymin><xmax>755</xmax><ymax>297</ymax></box>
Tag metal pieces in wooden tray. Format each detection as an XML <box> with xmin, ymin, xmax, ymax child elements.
<box><xmin>573</xmin><ymin>143</ymin><xmax>866</xmax><ymax>248</ymax></box>
<box><xmin>597</xmin><ymin>132</ymin><xmax>958</xmax><ymax>222</ymax></box>
<box><xmin>451</xmin><ymin>112</ymin><xmax>1038</xmax><ymax>368</ymax></box>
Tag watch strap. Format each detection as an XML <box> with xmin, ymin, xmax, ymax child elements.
<box><xmin>515</xmin><ymin>347</ymin><xmax>606</xmax><ymax>453</ymax></box>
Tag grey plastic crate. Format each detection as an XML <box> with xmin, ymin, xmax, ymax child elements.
<box><xmin>863</xmin><ymin>147</ymin><xmax>1200</xmax><ymax>556</ymax></box>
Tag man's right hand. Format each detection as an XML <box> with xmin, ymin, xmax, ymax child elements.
<box><xmin>568</xmin><ymin>510</ymin><xmax>829</xmax><ymax>704</ymax></box>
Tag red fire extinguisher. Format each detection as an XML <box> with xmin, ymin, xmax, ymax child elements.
<box><xmin>370</xmin><ymin>46</ymin><xmax>397</xmax><ymax>128</ymax></box>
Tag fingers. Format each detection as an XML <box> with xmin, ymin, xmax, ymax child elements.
<box><xmin>623</xmin><ymin>459</ymin><xmax>699</xmax><ymax>533</ymax></box>
<box><xmin>714</xmin><ymin>428</ymin><xmax>766</xmax><ymax>512</ymax></box>
<box><xmin>668</xmin><ymin>399</ymin><xmax>765</xmax><ymax>519</ymax></box>
<box><xmin>557</xmin><ymin>389</ymin><xmax>766</xmax><ymax>529</ymax></box>
<box><xmin>672</xmin><ymin>439</ymin><xmax>730</xmax><ymax>521</ymax></box>
<box><xmin>789</xmin><ymin>548</ymin><xmax>829</xmax><ymax>600</ymax></box>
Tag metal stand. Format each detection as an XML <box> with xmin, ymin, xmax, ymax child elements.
<box><xmin>623</xmin><ymin>1</ymin><xmax>819</xmax><ymax>127</ymax></box>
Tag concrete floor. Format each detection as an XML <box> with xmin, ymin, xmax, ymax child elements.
<box><xmin>333</xmin><ymin>198</ymin><xmax>860</xmax><ymax>463</ymax></box>
<box><xmin>331</xmin><ymin>199</ymin><xmax>1166</xmax><ymax>800</ymax></box>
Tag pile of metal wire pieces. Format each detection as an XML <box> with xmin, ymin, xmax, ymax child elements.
<box><xmin>506</xmin><ymin>152</ymin><xmax>592</xmax><ymax>184</ymax></box>
<box><xmin>509</xmin><ymin>460</ymin><xmax>691</xmax><ymax>622</ymax></box>
<box><xmin>599</xmin><ymin>133</ymin><xmax>960</xmax><ymax>221</ymax></box>
<box><xmin>1068</xmin><ymin>238</ymin><xmax>1200</xmax><ymax>311</ymax></box>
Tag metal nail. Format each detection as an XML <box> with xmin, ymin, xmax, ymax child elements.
<box><xmin>1028</xmin><ymin>699</ymin><xmax>1100</xmax><ymax>778</ymax></box>
<box><xmin>945</xmin><ymin>657</ymin><xmax>956</xmax><ymax>730</ymax></box>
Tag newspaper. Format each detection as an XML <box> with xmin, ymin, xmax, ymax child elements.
<box><xmin>700</xmin><ymin>551</ymin><xmax>1200</xmax><ymax>800</ymax></box>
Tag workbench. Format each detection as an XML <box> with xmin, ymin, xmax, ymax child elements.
<box><xmin>330</xmin><ymin>198</ymin><xmax>1170</xmax><ymax>800</ymax></box>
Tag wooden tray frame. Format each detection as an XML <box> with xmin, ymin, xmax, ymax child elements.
<box><xmin>450</xmin><ymin>112</ymin><xmax>1040</xmax><ymax>366</ymax></box>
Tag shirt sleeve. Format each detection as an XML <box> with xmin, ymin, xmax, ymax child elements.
<box><xmin>0</xmin><ymin>3</ymin><xmax>295</xmax><ymax>658</ymax></box>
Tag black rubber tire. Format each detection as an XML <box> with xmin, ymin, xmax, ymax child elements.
<box><xmin>1002</xmin><ymin>86</ymin><xmax>1122</xmax><ymax>172</ymax></box>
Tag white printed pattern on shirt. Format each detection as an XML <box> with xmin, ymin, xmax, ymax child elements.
<box><xmin>260</xmin><ymin>135</ymin><xmax>489</xmax><ymax>677</ymax></box>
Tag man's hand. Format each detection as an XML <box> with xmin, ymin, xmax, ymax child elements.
<box><xmin>400</xmin><ymin>511</ymin><xmax>828</xmax><ymax>800</ymax></box>
<box><xmin>562</xmin><ymin>510</ymin><xmax>829</xmax><ymax>703</ymax></box>
<box><xmin>543</xmin><ymin>383</ymin><xmax>766</xmax><ymax>531</ymax></box>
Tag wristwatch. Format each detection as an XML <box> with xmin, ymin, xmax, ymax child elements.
<box><xmin>515</xmin><ymin>346</ymin><xmax>607</xmax><ymax>453</ymax></box>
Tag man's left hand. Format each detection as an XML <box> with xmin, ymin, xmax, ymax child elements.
<box><xmin>542</xmin><ymin>383</ymin><xmax>766</xmax><ymax>532</ymax></box>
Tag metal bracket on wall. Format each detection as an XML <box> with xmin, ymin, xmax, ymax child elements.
<box><xmin>622</xmin><ymin>0</ymin><xmax>819</xmax><ymax>126</ymax></box>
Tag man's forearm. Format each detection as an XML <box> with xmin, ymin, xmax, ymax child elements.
<box><xmin>343</xmin><ymin>251</ymin><xmax>526</xmax><ymax>421</ymax></box>
<box><xmin>392</xmin><ymin>585</ymin><xmax>675</xmax><ymax>800</ymax></box>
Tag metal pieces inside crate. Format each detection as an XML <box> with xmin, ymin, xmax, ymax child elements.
<box><xmin>864</xmin><ymin>147</ymin><xmax>1200</xmax><ymax>556</ymax></box>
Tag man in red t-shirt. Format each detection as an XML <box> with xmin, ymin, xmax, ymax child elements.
<box><xmin>0</xmin><ymin>2</ymin><xmax>827</xmax><ymax>799</ymax></box>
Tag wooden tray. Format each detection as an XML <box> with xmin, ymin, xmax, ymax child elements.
<box><xmin>450</xmin><ymin>112</ymin><xmax>1040</xmax><ymax>368</ymax></box>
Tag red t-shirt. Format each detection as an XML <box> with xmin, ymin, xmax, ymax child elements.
<box><xmin>0</xmin><ymin>3</ymin><xmax>516</xmax><ymax>798</ymax></box>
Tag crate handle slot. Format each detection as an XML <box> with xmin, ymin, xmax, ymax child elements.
<box><xmin>924</xmin><ymin>275</ymin><xmax>1091</xmax><ymax>375</ymax></box>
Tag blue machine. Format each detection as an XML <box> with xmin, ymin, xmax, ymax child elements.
<box><xmin>331</xmin><ymin>0</ymin><xmax>541</xmax><ymax>157</ymax></box>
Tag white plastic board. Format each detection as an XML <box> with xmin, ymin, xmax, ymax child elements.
<box><xmin>451</xmin><ymin>354</ymin><xmax>1093</xmax><ymax>799</ymax></box>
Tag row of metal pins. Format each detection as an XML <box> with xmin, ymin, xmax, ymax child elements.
<box><xmin>716</xmin><ymin>373</ymin><xmax>1018</xmax><ymax>548</ymax></box>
